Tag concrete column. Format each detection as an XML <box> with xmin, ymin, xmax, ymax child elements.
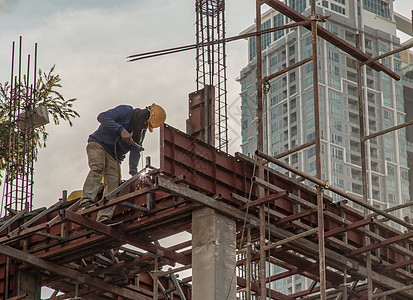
<box><xmin>192</xmin><ymin>207</ymin><xmax>236</xmax><ymax>300</ymax></box>
<box><xmin>19</xmin><ymin>270</ymin><xmax>41</xmax><ymax>300</ymax></box>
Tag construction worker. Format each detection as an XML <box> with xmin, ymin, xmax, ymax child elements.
<box><xmin>78</xmin><ymin>104</ymin><xmax>166</xmax><ymax>224</ymax></box>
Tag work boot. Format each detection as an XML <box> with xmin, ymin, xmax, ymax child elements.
<box><xmin>78</xmin><ymin>200</ymin><xmax>94</xmax><ymax>210</ymax></box>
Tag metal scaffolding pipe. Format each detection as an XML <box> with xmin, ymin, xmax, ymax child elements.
<box><xmin>255</xmin><ymin>150</ymin><xmax>413</xmax><ymax>232</ymax></box>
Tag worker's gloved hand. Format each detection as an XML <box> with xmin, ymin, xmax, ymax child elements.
<box><xmin>120</xmin><ymin>129</ymin><xmax>133</xmax><ymax>144</ymax></box>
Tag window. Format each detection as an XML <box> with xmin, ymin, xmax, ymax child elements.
<box><xmin>290</xmin><ymin>98</ymin><xmax>297</xmax><ymax>109</ymax></box>
<box><xmin>383</xmin><ymin>110</ymin><xmax>392</xmax><ymax>121</ymax></box>
<box><xmin>384</xmin><ymin>137</ymin><xmax>393</xmax><ymax>148</ymax></box>
<box><xmin>271</xmin><ymin>121</ymin><xmax>279</xmax><ymax>133</ymax></box>
<box><xmin>326</xmin><ymin>23</ymin><xmax>339</xmax><ymax>35</ymax></box>
<box><xmin>333</xmin><ymin>176</ymin><xmax>345</xmax><ymax>189</ymax></box>
<box><xmin>388</xmin><ymin>193</ymin><xmax>396</xmax><ymax>205</ymax></box>
<box><xmin>379</xmin><ymin>42</ymin><xmax>389</xmax><ymax>53</ymax></box>
<box><xmin>271</xmin><ymin>95</ymin><xmax>280</xmax><ymax>106</ymax></box>
<box><xmin>329</xmin><ymin>65</ymin><xmax>340</xmax><ymax>76</ymax></box>
<box><xmin>271</xmin><ymin>107</ymin><xmax>282</xmax><ymax>120</ymax></box>
<box><xmin>273</xmin><ymin>14</ymin><xmax>285</xmax><ymax>41</ymax></box>
<box><xmin>305</xmin><ymin>76</ymin><xmax>313</xmax><ymax>88</ymax></box>
<box><xmin>307</xmin><ymin>161</ymin><xmax>316</xmax><ymax>173</ymax></box>
<box><xmin>387</xmin><ymin>179</ymin><xmax>395</xmax><ymax>191</ymax></box>
<box><xmin>307</xmin><ymin>146</ymin><xmax>316</xmax><ymax>158</ymax></box>
<box><xmin>382</xmin><ymin>81</ymin><xmax>391</xmax><ymax>92</ymax></box>
<box><xmin>303</xmin><ymin>49</ymin><xmax>313</xmax><ymax>59</ymax></box>
<box><xmin>270</xmin><ymin>55</ymin><xmax>279</xmax><ymax>67</ymax></box>
<box><xmin>363</xmin><ymin>0</ymin><xmax>391</xmax><ymax>19</ymax></box>
<box><xmin>402</xmin><ymin>170</ymin><xmax>409</xmax><ymax>181</ymax></box>
<box><xmin>331</xmin><ymin>3</ymin><xmax>345</xmax><ymax>15</ymax></box>
<box><xmin>332</xmin><ymin>162</ymin><xmax>344</xmax><ymax>174</ymax></box>
<box><xmin>332</xmin><ymin>147</ymin><xmax>343</xmax><ymax>160</ymax></box>
<box><xmin>306</xmin><ymin>118</ymin><xmax>315</xmax><ymax>130</ymax></box>
<box><xmin>330</xmin><ymin>106</ymin><xmax>342</xmax><ymax>118</ymax></box>
<box><xmin>385</xmin><ymin>151</ymin><xmax>394</xmax><ymax>162</ymax></box>
<box><xmin>387</xmin><ymin>164</ymin><xmax>395</xmax><ymax>176</ymax></box>
<box><xmin>401</xmin><ymin>156</ymin><xmax>408</xmax><ymax>167</ymax></box>
<box><xmin>331</xmin><ymin>119</ymin><xmax>342</xmax><ymax>132</ymax></box>
<box><xmin>328</xmin><ymin>50</ymin><xmax>340</xmax><ymax>63</ymax></box>
<box><xmin>304</xmin><ymin>89</ymin><xmax>314</xmax><ymax>102</ymax></box>
<box><xmin>272</xmin><ymin>135</ymin><xmax>280</xmax><ymax>147</ymax></box>
<box><xmin>329</xmin><ymin>91</ymin><xmax>341</xmax><ymax>104</ymax></box>
<box><xmin>289</xmin><ymin>0</ymin><xmax>307</xmax><ymax>13</ymax></box>
<box><xmin>305</xmin><ymin>62</ymin><xmax>313</xmax><ymax>74</ymax></box>
<box><xmin>402</xmin><ymin>184</ymin><xmax>410</xmax><ymax>195</ymax></box>
<box><xmin>329</xmin><ymin>78</ymin><xmax>341</xmax><ymax>90</ymax></box>
<box><xmin>331</xmin><ymin>134</ymin><xmax>343</xmax><ymax>145</ymax></box>
<box><xmin>304</xmin><ymin>35</ymin><xmax>312</xmax><ymax>47</ymax></box>
<box><xmin>249</xmin><ymin>36</ymin><xmax>257</xmax><ymax>61</ymax></box>
<box><xmin>262</xmin><ymin>19</ymin><xmax>271</xmax><ymax>50</ymax></box>
<box><xmin>307</xmin><ymin>131</ymin><xmax>315</xmax><ymax>142</ymax></box>
<box><xmin>398</xmin><ymin>114</ymin><xmax>405</xmax><ymax>125</ymax></box>
<box><xmin>365</xmin><ymin>38</ymin><xmax>372</xmax><ymax>50</ymax></box>
<box><xmin>306</xmin><ymin>104</ymin><xmax>314</xmax><ymax>116</ymax></box>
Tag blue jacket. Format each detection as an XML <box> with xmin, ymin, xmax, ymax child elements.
<box><xmin>88</xmin><ymin>105</ymin><xmax>149</xmax><ymax>175</ymax></box>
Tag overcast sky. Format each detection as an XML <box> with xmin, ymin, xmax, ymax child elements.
<box><xmin>0</xmin><ymin>0</ymin><xmax>412</xmax><ymax>211</ymax></box>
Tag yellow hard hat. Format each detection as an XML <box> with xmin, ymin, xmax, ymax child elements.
<box><xmin>148</xmin><ymin>103</ymin><xmax>166</xmax><ymax>132</ymax></box>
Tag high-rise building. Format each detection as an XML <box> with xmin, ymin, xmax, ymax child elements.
<box><xmin>239</xmin><ymin>0</ymin><xmax>412</xmax><ymax>294</ymax></box>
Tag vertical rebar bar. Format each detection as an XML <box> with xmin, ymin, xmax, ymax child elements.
<box><xmin>246</xmin><ymin>226</ymin><xmax>252</xmax><ymax>299</ymax></box>
<box><xmin>310</xmin><ymin>0</ymin><xmax>326</xmax><ymax>297</ymax></box>
<box><xmin>356</xmin><ymin>34</ymin><xmax>373</xmax><ymax>300</ymax></box>
<box><xmin>255</xmin><ymin>1</ymin><xmax>266</xmax><ymax>298</ymax></box>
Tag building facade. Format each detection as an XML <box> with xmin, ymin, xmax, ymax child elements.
<box><xmin>239</xmin><ymin>0</ymin><xmax>412</xmax><ymax>295</ymax></box>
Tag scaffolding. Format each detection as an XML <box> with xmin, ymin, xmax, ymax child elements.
<box><xmin>249</xmin><ymin>0</ymin><xmax>413</xmax><ymax>299</ymax></box>
<box><xmin>1</xmin><ymin>1</ymin><xmax>413</xmax><ymax>299</ymax></box>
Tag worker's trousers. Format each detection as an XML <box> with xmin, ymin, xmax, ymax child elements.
<box><xmin>79</xmin><ymin>142</ymin><xmax>120</xmax><ymax>222</ymax></box>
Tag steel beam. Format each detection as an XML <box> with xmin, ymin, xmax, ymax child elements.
<box><xmin>240</xmin><ymin>190</ymin><xmax>288</xmax><ymax>210</ymax></box>
<box><xmin>62</xmin><ymin>210</ymin><xmax>191</xmax><ymax>266</ymax></box>
<box><xmin>0</xmin><ymin>243</ymin><xmax>144</xmax><ymax>299</ymax></box>
<box><xmin>255</xmin><ymin>150</ymin><xmax>413</xmax><ymax>232</ymax></box>
<box><xmin>348</xmin><ymin>230</ymin><xmax>413</xmax><ymax>256</ymax></box>
<box><xmin>275</xmin><ymin>207</ymin><xmax>318</xmax><ymax>226</ymax></box>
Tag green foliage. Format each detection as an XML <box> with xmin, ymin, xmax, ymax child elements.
<box><xmin>0</xmin><ymin>65</ymin><xmax>79</xmax><ymax>184</ymax></box>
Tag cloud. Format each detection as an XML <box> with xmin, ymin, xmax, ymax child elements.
<box><xmin>0</xmin><ymin>0</ymin><xmax>17</xmax><ymax>13</ymax></box>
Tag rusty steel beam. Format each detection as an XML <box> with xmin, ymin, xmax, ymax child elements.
<box><xmin>240</xmin><ymin>190</ymin><xmax>288</xmax><ymax>210</ymax></box>
<box><xmin>323</xmin><ymin>218</ymin><xmax>372</xmax><ymax>239</ymax></box>
<box><xmin>348</xmin><ymin>230</ymin><xmax>413</xmax><ymax>257</ymax></box>
<box><xmin>237</xmin><ymin>276</ymin><xmax>295</xmax><ymax>300</ymax></box>
<box><xmin>255</xmin><ymin>150</ymin><xmax>413</xmax><ymax>232</ymax></box>
<box><xmin>262</xmin><ymin>0</ymin><xmax>400</xmax><ymax>80</ymax></box>
<box><xmin>275</xmin><ymin>207</ymin><xmax>318</xmax><ymax>226</ymax></box>
<box><xmin>263</xmin><ymin>228</ymin><xmax>318</xmax><ymax>251</ymax></box>
<box><xmin>381</xmin><ymin>258</ymin><xmax>413</xmax><ymax>272</ymax></box>
<box><xmin>62</xmin><ymin>210</ymin><xmax>191</xmax><ymax>266</ymax></box>
<box><xmin>264</xmin><ymin>56</ymin><xmax>313</xmax><ymax>82</ymax></box>
<box><xmin>361</xmin><ymin>40</ymin><xmax>413</xmax><ymax>66</ymax></box>
<box><xmin>0</xmin><ymin>243</ymin><xmax>144</xmax><ymax>299</ymax></box>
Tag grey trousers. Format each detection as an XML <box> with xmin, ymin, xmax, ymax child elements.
<box><xmin>79</xmin><ymin>142</ymin><xmax>120</xmax><ymax>222</ymax></box>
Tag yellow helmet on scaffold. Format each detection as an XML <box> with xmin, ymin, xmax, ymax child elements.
<box><xmin>147</xmin><ymin>103</ymin><xmax>166</xmax><ymax>132</ymax></box>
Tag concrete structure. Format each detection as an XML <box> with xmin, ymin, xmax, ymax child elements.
<box><xmin>239</xmin><ymin>0</ymin><xmax>413</xmax><ymax>294</ymax></box>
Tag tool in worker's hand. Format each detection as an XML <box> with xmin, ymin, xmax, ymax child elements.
<box><xmin>130</xmin><ymin>139</ymin><xmax>145</xmax><ymax>151</ymax></box>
